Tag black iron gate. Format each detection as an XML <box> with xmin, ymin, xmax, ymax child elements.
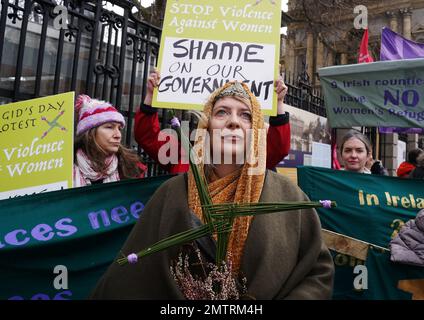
<box><xmin>0</xmin><ymin>0</ymin><xmax>161</xmax><ymax>145</ymax></box>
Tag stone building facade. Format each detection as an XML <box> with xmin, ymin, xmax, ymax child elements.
<box><xmin>283</xmin><ymin>0</ymin><xmax>424</xmax><ymax>175</ymax></box>
<box><xmin>140</xmin><ymin>0</ymin><xmax>423</xmax><ymax>175</ymax></box>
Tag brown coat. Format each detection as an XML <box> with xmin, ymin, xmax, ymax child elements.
<box><xmin>90</xmin><ymin>171</ymin><xmax>334</xmax><ymax>299</ymax></box>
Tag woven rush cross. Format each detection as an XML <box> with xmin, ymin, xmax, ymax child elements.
<box><xmin>117</xmin><ymin>111</ymin><xmax>336</xmax><ymax>267</ymax></box>
<box><xmin>41</xmin><ymin>110</ymin><xmax>67</xmax><ymax>139</ymax></box>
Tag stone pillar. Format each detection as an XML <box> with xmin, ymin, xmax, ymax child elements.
<box><xmin>383</xmin><ymin>133</ymin><xmax>399</xmax><ymax>176</ymax></box>
<box><xmin>386</xmin><ymin>11</ymin><xmax>398</xmax><ymax>32</ymax></box>
<box><xmin>400</xmin><ymin>8</ymin><xmax>418</xmax><ymax>153</ymax></box>
<box><xmin>327</xmin><ymin>50</ymin><xmax>334</xmax><ymax>67</ymax></box>
<box><xmin>316</xmin><ymin>35</ymin><xmax>324</xmax><ymax>69</ymax></box>
<box><xmin>401</xmin><ymin>8</ymin><xmax>412</xmax><ymax>39</ymax></box>
<box><xmin>306</xmin><ymin>31</ymin><xmax>314</xmax><ymax>80</ymax></box>
<box><xmin>407</xmin><ymin>134</ymin><xmax>419</xmax><ymax>150</ymax></box>
<box><xmin>315</xmin><ymin>34</ymin><xmax>324</xmax><ymax>83</ymax></box>
<box><xmin>341</xmin><ymin>53</ymin><xmax>348</xmax><ymax>65</ymax></box>
<box><xmin>286</xmin><ymin>34</ymin><xmax>296</xmax><ymax>77</ymax></box>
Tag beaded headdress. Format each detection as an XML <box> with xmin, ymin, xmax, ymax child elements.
<box><xmin>214</xmin><ymin>81</ymin><xmax>251</xmax><ymax>102</ymax></box>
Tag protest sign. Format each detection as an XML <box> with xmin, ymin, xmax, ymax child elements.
<box><xmin>276</xmin><ymin>104</ymin><xmax>331</xmax><ymax>168</ymax></box>
<box><xmin>319</xmin><ymin>58</ymin><xmax>424</xmax><ymax>128</ymax></box>
<box><xmin>152</xmin><ymin>0</ymin><xmax>282</xmax><ymax>115</ymax></box>
<box><xmin>0</xmin><ymin>92</ymin><xmax>74</xmax><ymax>199</ymax></box>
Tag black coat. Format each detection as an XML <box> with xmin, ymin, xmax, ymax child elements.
<box><xmin>410</xmin><ymin>166</ymin><xmax>424</xmax><ymax>179</ymax></box>
<box><xmin>371</xmin><ymin>161</ymin><xmax>388</xmax><ymax>176</ymax></box>
<box><xmin>409</xmin><ymin>154</ymin><xmax>424</xmax><ymax>179</ymax></box>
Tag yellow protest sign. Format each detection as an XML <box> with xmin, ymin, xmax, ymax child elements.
<box><xmin>153</xmin><ymin>0</ymin><xmax>282</xmax><ymax>115</ymax></box>
<box><xmin>0</xmin><ymin>92</ymin><xmax>74</xmax><ymax>199</ymax></box>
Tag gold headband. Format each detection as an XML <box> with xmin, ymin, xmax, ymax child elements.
<box><xmin>214</xmin><ymin>81</ymin><xmax>251</xmax><ymax>102</ymax></box>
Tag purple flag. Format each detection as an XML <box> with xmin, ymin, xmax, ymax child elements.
<box><xmin>380</xmin><ymin>27</ymin><xmax>424</xmax><ymax>60</ymax></box>
<box><xmin>379</xmin><ymin>127</ymin><xmax>424</xmax><ymax>134</ymax></box>
<box><xmin>379</xmin><ymin>28</ymin><xmax>424</xmax><ymax>134</ymax></box>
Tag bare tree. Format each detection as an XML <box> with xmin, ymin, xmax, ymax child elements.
<box><xmin>289</xmin><ymin>0</ymin><xmax>384</xmax><ymax>59</ymax></box>
<box><xmin>126</xmin><ymin>0</ymin><xmax>166</xmax><ymax>26</ymax></box>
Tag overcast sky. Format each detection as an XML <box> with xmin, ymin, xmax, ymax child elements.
<box><xmin>281</xmin><ymin>0</ymin><xmax>288</xmax><ymax>34</ymax></box>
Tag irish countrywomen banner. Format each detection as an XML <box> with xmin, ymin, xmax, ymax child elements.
<box><xmin>298</xmin><ymin>166</ymin><xmax>424</xmax><ymax>299</ymax></box>
<box><xmin>319</xmin><ymin>58</ymin><xmax>424</xmax><ymax>128</ymax></box>
<box><xmin>152</xmin><ymin>0</ymin><xmax>282</xmax><ymax>115</ymax></box>
<box><xmin>0</xmin><ymin>92</ymin><xmax>74</xmax><ymax>199</ymax></box>
<box><xmin>0</xmin><ymin>175</ymin><xmax>171</xmax><ymax>300</ymax></box>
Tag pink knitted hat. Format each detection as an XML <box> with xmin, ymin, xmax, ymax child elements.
<box><xmin>75</xmin><ymin>94</ymin><xmax>125</xmax><ymax>136</ymax></box>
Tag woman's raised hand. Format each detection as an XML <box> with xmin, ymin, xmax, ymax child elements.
<box><xmin>275</xmin><ymin>76</ymin><xmax>288</xmax><ymax>115</ymax></box>
<box><xmin>144</xmin><ymin>68</ymin><xmax>161</xmax><ymax>106</ymax></box>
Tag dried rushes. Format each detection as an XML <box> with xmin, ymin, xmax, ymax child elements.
<box><xmin>170</xmin><ymin>249</ymin><xmax>247</xmax><ymax>300</ymax></box>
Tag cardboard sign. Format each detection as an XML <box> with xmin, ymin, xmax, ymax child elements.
<box><xmin>153</xmin><ymin>0</ymin><xmax>282</xmax><ymax>115</ymax></box>
<box><xmin>319</xmin><ymin>58</ymin><xmax>424</xmax><ymax>128</ymax></box>
<box><xmin>0</xmin><ymin>92</ymin><xmax>74</xmax><ymax>199</ymax></box>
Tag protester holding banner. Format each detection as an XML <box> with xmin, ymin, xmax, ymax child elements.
<box><xmin>340</xmin><ymin>130</ymin><xmax>387</xmax><ymax>175</ymax></box>
<box><xmin>73</xmin><ymin>95</ymin><xmax>146</xmax><ymax>187</ymax></box>
<box><xmin>397</xmin><ymin>148</ymin><xmax>424</xmax><ymax>178</ymax></box>
<box><xmin>134</xmin><ymin>70</ymin><xmax>291</xmax><ymax>174</ymax></box>
<box><xmin>90</xmin><ymin>81</ymin><xmax>334</xmax><ymax>300</ymax></box>
<box><xmin>298</xmin><ymin>165</ymin><xmax>424</xmax><ymax>299</ymax></box>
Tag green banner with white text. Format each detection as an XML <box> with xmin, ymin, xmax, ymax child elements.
<box><xmin>0</xmin><ymin>175</ymin><xmax>172</xmax><ymax>300</ymax></box>
<box><xmin>319</xmin><ymin>58</ymin><xmax>424</xmax><ymax>128</ymax></box>
<box><xmin>298</xmin><ymin>166</ymin><xmax>424</xmax><ymax>299</ymax></box>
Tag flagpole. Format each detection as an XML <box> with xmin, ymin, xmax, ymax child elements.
<box><xmin>376</xmin><ymin>130</ymin><xmax>380</xmax><ymax>161</ymax></box>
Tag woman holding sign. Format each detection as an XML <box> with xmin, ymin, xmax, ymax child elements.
<box><xmin>91</xmin><ymin>81</ymin><xmax>334</xmax><ymax>300</ymax></box>
<box><xmin>73</xmin><ymin>95</ymin><xmax>146</xmax><ymax>187</ymax></box>
<box><xmin>134</xmin><ymin>70</ymin><xmax>291</xmax><ymax>174</ymax></box>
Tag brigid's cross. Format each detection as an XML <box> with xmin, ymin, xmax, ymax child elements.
<box><xmin>118</xmin><ymin>113</ymin><xmax>335</xmax><ymax>267</ymax></box>
<box><xmin>40</xmin><ymin>110</ymin><xmax>67</xmax><ymax>139</ymax></box>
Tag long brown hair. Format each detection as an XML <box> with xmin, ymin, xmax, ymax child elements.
<box><xmin>340</xmin><ymin>130</ymin><xmax>372</xmax><ymax>155</ymax></box>
<box><xmin>74</xmin><ymin>127</ymin><xmax>142</xmax><ymax>179</ymax></box>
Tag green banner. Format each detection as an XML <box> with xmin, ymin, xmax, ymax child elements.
<box><xmin>319</xmin><ymin>59</ymin><xmax>424</xmax><ymax>128</ymax></box>
<box><xmin>0</xmin><ymin>175</ymin><xmax>171</xmax><ymax>300</ymax></box>
<box><xmin>298</xmin><ymin>166</ymin><xmax>424</xmax><ymax>299</ymax></box>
